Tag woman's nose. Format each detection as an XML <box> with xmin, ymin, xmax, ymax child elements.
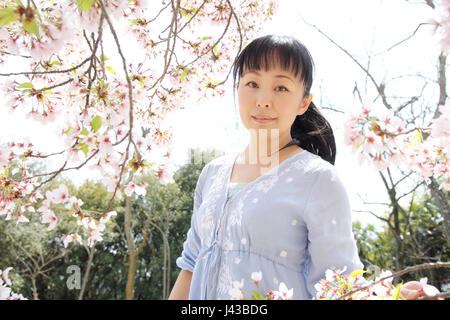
<box><xmin>257</xmin><ymin>101</ymin><xmax>271</xmax><ymax>108</ymax></box>
<box><xmin>256</xmin><ymin>93</ymin><xmax>272</xmax><ymax>108</ymax></box>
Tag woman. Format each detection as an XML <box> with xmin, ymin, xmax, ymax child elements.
<box><xmin>169</xmin><ymin>34</ymin><xmax>364</xmax><ymax>300</ymax></box>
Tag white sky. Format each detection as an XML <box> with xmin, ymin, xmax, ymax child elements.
<box><xmin>0</xmin><ymin>0</ymin><xmax>442</xmax><ymax>229</ymax></box>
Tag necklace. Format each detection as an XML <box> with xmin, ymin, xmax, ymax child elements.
<box><xmin>270</xmin><ymin>137</ymin><xmax>300</xmax><ymax>156</ymax></box>
<box><xmin>240</xmin><ymin>138</ymin><xmax>300</xmax><ymax>161</ymax></box>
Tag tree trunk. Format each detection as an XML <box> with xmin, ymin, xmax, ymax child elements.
<box><xmin>31</xmin><ymin>273</ymin><xmax>38</xmax><ymax>300</ymax></box>
<box><xmin>124</xmin><ymin>195</ymin><xmax>136</xmax><ymax>300</ymax></box>
<box><xmin>428</xmin><ymin>177</ymin><xmax>450</xmax><ymax>237</ymax></box>
<box><xmin>166</xmin><ymin>229</ymin><xmax>171</xmax><ymax>300</ymax></box>
<box><xmin>126</xmin><ymin>253</ymin><xmax>137</xmax><ymax>300</ymax></box>
<box><xmin>78</xmin><ymin>245</ymin><xmax>95</xmax><ymax>300</ymax></box>
<box><xmin>123</xmin><ymin>191</ymin><xmax>153</xmax><ymax>300</ymax></box>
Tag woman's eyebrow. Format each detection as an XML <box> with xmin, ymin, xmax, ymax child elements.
<box><xmin>244</xmin><ymin>71</ymin><xmax>295</xmax><ymax>83</ymax></box>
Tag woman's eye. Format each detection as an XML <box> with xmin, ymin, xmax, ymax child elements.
<box><xmin>245</xmin><ymin>82</ymin><xmax>288</xmax><ymax>91</ymax></box>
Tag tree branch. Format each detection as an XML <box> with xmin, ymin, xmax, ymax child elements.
<box><xmin>337</xmin><ymin>262</ymin><xmax>450</xmax><ymax>300</ymax></box>
<box><xmin>301</xmin><ymin>18</ymin><xmax>392</xmax><ymax>109</ymax></box>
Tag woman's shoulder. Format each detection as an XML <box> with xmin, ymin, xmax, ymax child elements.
<box><xmin>296</xmin><ymin>151</ymin><xmax>348</xmax><ymax>198</ymax></box>
<box><xmin>196</xmin><ymin>152</ymin><xmax>234</xmax><ymax>181</ymax></box>
<box><xmin>203</xmin><ymin>151</ymin><xmax>237</xmax><ymax>170</ymax></box>
<box><xmin>291</xmin><ymin>149</ymin><xmax>337</xmax><ymax>178</ymax></box>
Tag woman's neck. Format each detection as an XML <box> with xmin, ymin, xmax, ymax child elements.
<box><xmin>242</xmin><ymin>134</ymin><xmax>294</xmax><ymax>167</ymax></box>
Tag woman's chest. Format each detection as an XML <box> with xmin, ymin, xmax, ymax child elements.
<box><xmin>229</xmin><ymin>162</ymin><xmax>267</xmax><ymax>183</ymax></box>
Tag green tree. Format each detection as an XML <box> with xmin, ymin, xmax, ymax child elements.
<box><xmin>353</xmin><ymin>191</ymin><xmax>450</xmax><ymax>290</ymax></box>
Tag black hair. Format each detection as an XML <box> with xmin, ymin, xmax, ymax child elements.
<box><xmin>231</xmin><ymin>34</ymin><xmax>336</xmax><ymax>165</ymax></box>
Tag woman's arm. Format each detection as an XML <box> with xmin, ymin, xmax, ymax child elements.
<box><xmin>303</xmin><ymin>167</ymin><xmax>364</xmax><ymax>297</ymax></box>
<box><xmin>168</xmin><ymin>269</ymin><xmax>193</xmax><ymax>300</ymax></box>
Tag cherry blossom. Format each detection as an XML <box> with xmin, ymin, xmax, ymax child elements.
<box><xmin>100</xmin><ymin>210</ymin><xmax>117</xmax><ymax>224</ymax></box>
<box><xmin>62</xmin><ymin>233</ymin><xmax>83</xmax><ymax>248</ymax></box>
<box><xmin>429</xmin><ymin>0</ymin><xmax>450</xmax><ymax>54</ymax></box>
<box><xmin>230</xmin><ymin>272</ymin><xmax>294</xmax><ymax>300</ymax></box>
<box><xmin>228</xmin><ymin>279</ymin><xmax>245</xmax><ymax>300</ymax></box>
<box><xmin>46</xmin><ymin>184</ymin><xmax>69</xmax><ymax>204</ymax></box>
<box><xmin>124</xmin><ymin>181</ymin><xmax>146</xmax><ymax>197</ymax></box>
<box><xmin>343</xmin><ymin>100</ymin><xmax>450</xmax><ymax>190</ymax></box>
<box><xmin>157</xmin><ymin>163</ymin><xmax>176</xmax><ymax>185</ymax></box>
<box><xmin>251</xmin><ymin>271</ymin><xmax>262</xmax><ymax>286</ymax></box>
<box><xmin>40</xmin><ymin>209</ymin><xmax>58</xmax><ymax>231</ymax></box>
<box><xmin>0</xmin><ymin>267</ymin><xmax>27</xmax><ymax>300</ymax></box>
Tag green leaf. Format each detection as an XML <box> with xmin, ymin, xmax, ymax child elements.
<box><xmin>392</xmin><ymin>283</ymin><xmax>403</xmax><ymax>300</ymax></box>
<box><xmin>79</xmin><ymin>143</ymin><xmax>89</xmax><ymax>157</ymax></box>
<box><xmin>0</xmin><ymin>8</ymin><xmax>18</xmax><ymax>26</ymax></box>
<box><xmin>251</xmin><ymin>290</ymin><xmax>263</xmax><ymax>300</ymax></box>
<box><xmin>79</xmin><ymin>128</ymin><xmax>89</xmax><ymax>136</ymax></box>
<box><xmin>77</xmin><ymin>0</ymin><xmax>95</xmax><ymax>12</ymax></box>
<box><xmin>180</xmin><ymin>70</ymin><xmax>188</xmax><ymax>82</ymax></box>
<box><xmin>64</xmin><ymin>127</ymin><xmax>74</xmax><ymax>134</ymax></box>
<box><xmin>349</xmin><ymin>269</ymin><xmax>366</xmax><ymax>278</ymax></box>
<box><xmin>105</xmin><ymin>66</ymin><xmax>116</xmax><ymax>74</ymax></box>
<box><xmin>414</xmin><ymin>130</ymin><xmax>423</xmax><ymax>143</ymax></box>
<box><xmin>22</xmin><ymin>18</ymin><xmax>40</xmax><ymax>37</ymax></box>
<box><xmin>91</xmin><ymin>115</ymin><xmax>102</xmax><ymax>132</ymax></box>
<box><xmin>17</xmin><ymin>82</ymin><xmax>34</xmax><ymax>89</ymax></box>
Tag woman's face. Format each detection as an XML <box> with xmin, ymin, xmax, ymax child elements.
<box><xmin>237</xmin><ymin>63</ymin><xmax>312</xmax><ymax>144</ymax></box>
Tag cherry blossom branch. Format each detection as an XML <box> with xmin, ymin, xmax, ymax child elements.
<box><xmin>418</xmin><ymin>291</ymin><xmax>450</xmax><ymax>300</ymax></box>
<box><xmin>149</xmin><ymin>0</ymin><xmax>180</xmax><ymax>91</ymax></box>
<box><xmin>27</xmin><ymin>149</ymin><xmax>66</xmax><ymax>159</ymax></box>
<box><xmin>30</xmin><ymin>161</ymin><xmax>67</xmax><ymax>194</ymax></box>
<box><xmin>147</xmin><ymin>1</ymin><xmax>171</xmax><ymax>24</ymax></box>
<box><xmin>34</xmin><ymin>78</ymin><xmax>74</xmax><ymax>94</ymax></box>
<box><xmin>183</xmin><ymin>2</ymin><xmax>233</xmax><ymax>68</ymax></box>
<box><xmin>180</xmin><ymin>0</ymin><xmax>242</xmax><ymax>88</ymax></box>
<box><xmin>337</xmin><ymin>262</ymin><xmax>450</xmax><ymax>300</ymax></box>
<box><xmin>0</xmin><ymin>56</ymin><xmax>93</xmax><ymax>76</ymax></box>
<box><xmin>373</xmin><ymin>23</ymin><xmax>432</xmax><ymax>56</ymax></box>
<box><xmin>83</xmin><ymin>12</ymin><xmax>105</xmax><ymax>112</ymax></box>
<box><xmin>97</xmin><ymin>0</ymin><xmax>136</xmax><ymax>216</ymax></box>
<box><xmin>0</xmin><ymin>49</ymin><xmax>32</xmax><ymax>59</ymax></box>
<box><xmin>177</xmin><ymin>0</ymin><xmax>208</xmax><ymax>33</ymax></box>
<box><xmin>29</xmin><ymin>149</ymin><xmax>98</xmax><ymax>180</ymax></box>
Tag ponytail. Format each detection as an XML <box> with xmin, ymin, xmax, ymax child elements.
<box><xmin>291</xmin><ymin>101</ymin><xmax>336</xmax><ymax>165</ymax></box>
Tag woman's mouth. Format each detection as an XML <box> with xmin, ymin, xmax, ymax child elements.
<box><xmin>251</xmin><ymin>115</ymin><xmax>275</xmax><ymax>123</ymax></box>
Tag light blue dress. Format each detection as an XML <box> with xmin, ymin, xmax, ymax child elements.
<box><xmin>176</xmin><ymin>149</ymin><xmax>364</xmax><ymax>299</ymax></box>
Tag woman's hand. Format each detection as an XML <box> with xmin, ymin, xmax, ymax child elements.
<box><xmin>400</xmin><ymin>278</ymin><xmax>442</xmax><ymax>300</ymax></box>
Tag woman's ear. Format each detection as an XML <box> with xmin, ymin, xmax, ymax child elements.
<box><xmin>297</xmin><ymin>94</ymin><xmax>313</xmax><ymax>116</ymax></box>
